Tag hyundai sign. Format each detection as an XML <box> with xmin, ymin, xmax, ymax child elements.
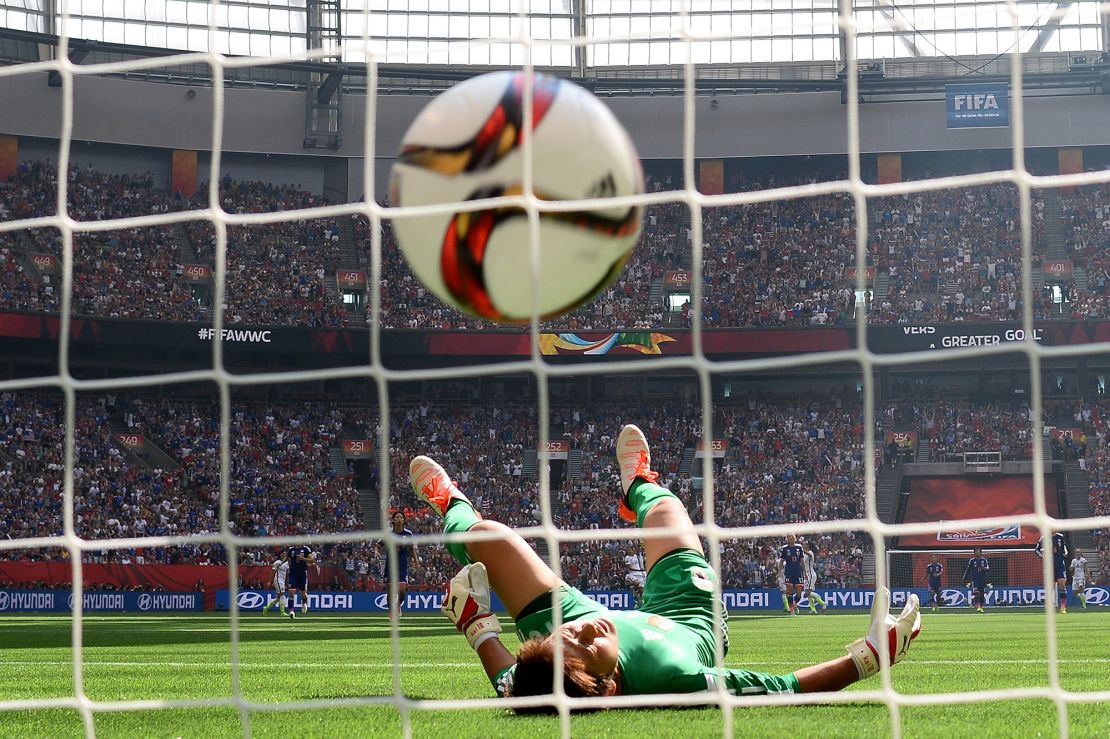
<box><xmin>0</xmin><ymin>590</ymin><xmax>202</xmax><ymax>613</ymax></box>
<box><xmin>947</xmin><ymin>84</ymin><xmax>1009</xmax><ymax>128</ymax></box>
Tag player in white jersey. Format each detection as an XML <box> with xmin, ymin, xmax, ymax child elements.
<box><xmin>261</xmin><ymin>550</ymin><xmax>290</xmax><ymax>615</ymax></box>
<box><xmin>802</xmin><ymin>543</ymin><xmax>828</xmax><ymax>614</ymax></box>
<box><xmin>1070</xmin><ymin>549</ymin><xmax>1088</xmax><ymax>609</ymax></box>
<box><xmin>622</xmin><ymin>548</ymin><xmax>646</xmax><ymax>604</ymax></box>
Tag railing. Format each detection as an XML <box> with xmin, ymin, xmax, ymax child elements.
<box><xmin>963</xmin><ymin>451</ymin><xmax>1003</xmax><ymax>472</ymax></box>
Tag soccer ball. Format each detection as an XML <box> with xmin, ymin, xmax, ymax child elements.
<box><xmin>388</xmin><ymin>71</ymin><xmax>644</xmax><ymax>324</ymax></box>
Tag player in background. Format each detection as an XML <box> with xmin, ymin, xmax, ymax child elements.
<box><xmin>779</xmin><ymin>535</ymin><xmax>806</xmax><ymax>615</ymax></box>
<box><xmin>962</xmin><ymin>547</ymin><xmax>991</xmax><ymax>614</ymax></box>
<box><xmin>1070</xmin><ymin>549</ymin><xmax>1088</xmax><ymax>609</ymax></box>
<box><xmin>802</xmin><ymin>542</ymin><xmax>827</xmax><ymax>614</ymax></box>
<box><xmin>776</xmin><ymin>560</ymin><xmax>790</xmax><ymax>614</ymax></box>
<box><xmin>411</xmin><ymin>424</ymin><xmax>921</xmax><ymax>707</ymax></box>
<box><xmin>922</xmin><ymin>554</ymin><xmax>944</xmax><ymax>612</ymax></box>
<box><xmin>1035</xmin><ymin>532</ymin><xmax>1069</xmax><ymax>613</ymax></box>
<box><xmin>623</xmin><ymin>547</ymin><xmax>646</xmax><ymax>606</ymax></box>
<box><xmin>376</xmin><ymin>511</ymin><xmax>422</xmax><ymax>620</ymax></box>
<box><xmin>261</xmin><ymin>550</ymin><xmax>290</xmax><ymax>616</ymax></box>
<box><xmin>286</xmin><ymin>543</ymin><xmax>315</xmax><ymax>619</ymax></box>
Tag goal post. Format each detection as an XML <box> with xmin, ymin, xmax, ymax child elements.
<box><xmin>887</xmin><ymin>548</ymin><xmax>1058</xmax><ymax>608</ymax></box>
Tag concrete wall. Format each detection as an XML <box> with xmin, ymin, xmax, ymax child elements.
<box><xmin>4</xmin><ymin>70</ymin><xmax>1110</xmax><ymax>199</ymax></box>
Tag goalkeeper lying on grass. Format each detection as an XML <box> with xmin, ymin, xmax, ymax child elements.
<box><xmin>409</xmin><ymin>424</ymin><xmax>921</xmax><ymax>709</ymax></box>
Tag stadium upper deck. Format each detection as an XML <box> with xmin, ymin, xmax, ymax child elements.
<box><xmin>1</xmin><ymin>158</ymin><xmax>1107</xmax><ymax>333</ymax></box>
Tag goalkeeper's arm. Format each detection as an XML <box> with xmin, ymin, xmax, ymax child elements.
<box><xmin>442</xmin><ymin>563</ymin><xmax>516</xmax><ymax>687</ymax></box>
<box><xmin>692</xmin><ymin>589</ymin><xmax>922</xmax><ymax>696</ymax></box>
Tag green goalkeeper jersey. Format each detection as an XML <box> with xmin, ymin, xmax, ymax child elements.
<box><xmin>608</xmin><ymin>609</ymin><xmax>799</xmax><ymax>696</ymax></box>
<box><xmin>493</xmin><ymin>549</ymin><xmax>800</xmax><ymax>699</ymax></box>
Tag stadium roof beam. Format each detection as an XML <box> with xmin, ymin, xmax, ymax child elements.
<box><xmin>571</xmin><ymin>0</ymin><xmax>586</xmax><ymax>78</ymax></box>
<box><xmin>316</xmin><ymin>68</ymin><xmax>344</xmax><ymax>105</ymax></box>
<box><xmin>0</xmin><ymin>28</ymin><xmax>1102</xmax><ymax>99</ymax></box>
<box><xmin>872</xmin><ymin>0</ymin><xmax>924</xmax><ymax>58</ymax></box>
<box><xmin>47</xmin><ymin>44</ymin><xmax>92</xmax><ymax>88</ymax></box>
<box><xmin>1030</xmin><ymin>1</ymin><xmax>1074</xmax><ymax>54</ymax></box>
<box><xmin>304</xmin><ymin>0</ymin><xmax>343</xmax><ymax>150</ymax></box>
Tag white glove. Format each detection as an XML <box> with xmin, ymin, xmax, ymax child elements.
<box><xmin>442</xmin><ymin>562</ymin><xmax>502</xmax><ymax>650</ymax></box>
<box><xmin>845</xmin><ymin>588</ymin><xmax>921</xmax><ymax>679</ymax></box>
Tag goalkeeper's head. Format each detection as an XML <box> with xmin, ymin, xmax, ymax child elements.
<box><xmin>509</xmin><ymin>617</ymin><xmax>620</xmax><ymax>713</ymax></box>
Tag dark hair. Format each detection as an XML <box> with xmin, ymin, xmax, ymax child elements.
<box><xmin>508</xmin><ymin>637</ymin><xmax>614</xmax><ymax>714</ymax></box>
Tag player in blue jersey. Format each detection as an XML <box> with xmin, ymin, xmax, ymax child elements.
<box><xmin>377</xmin><ymin>511</ymin><xmax>422</xmax><ymax>620</ymax></box>
<box><xmin>922</xmin><ymin>554</ymin><xmax>944</xmax><ymax>611</ymax></box>
<box><xmin>962</xmin><ymin>547</ymin><xmax>991</xmax><ymax>613</ymax></box>
<box><xmin>408</xmin><ymin>425</ymin><xmax>921</xmax><ymax>709</ymax></box>
<box><xmin>779</xmin><ymin>535</ymin><xmax>806</xmax><ymax>615</ymax></box>
<box><xmin>1035</xmin><ymin>532</ymin><xmax>1069</xmax><ymax>613</ymax></box>
<box><xmin>286</xmin><ymin>544</ymin><xmax>315</xmax><ymax>619</ymax></box>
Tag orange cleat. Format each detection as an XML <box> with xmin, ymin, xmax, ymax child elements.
<box><xmin>616</xmin><ymin>424</ymin><xmax>660</xmax><ymax>523</ymax></box>
<box><xmin>409</xmin><ymin>455</ymin><xmax>475</xmax><ymax>518</ymax></box>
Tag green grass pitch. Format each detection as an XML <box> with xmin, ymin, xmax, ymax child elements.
<box><xmin>0</xmin><ymin>609</ymin><xmax>1107</xmax><ymax>738</ymax></box>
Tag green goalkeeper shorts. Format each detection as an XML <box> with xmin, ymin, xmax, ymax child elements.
<box><xmin>640</xmin><ymin>548</ymin><xmax>729</xmax><ymax>659</ymax></box>
<box><xmin>512</xmin><ymin>548</ymin><xmax>727</xmax><ymax>657</ymax></box>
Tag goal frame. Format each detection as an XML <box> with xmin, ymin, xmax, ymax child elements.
<box><xmin>887</xmin><ymin>547</ymin><xmax>1065</xmax><ymax>608</ymax></box>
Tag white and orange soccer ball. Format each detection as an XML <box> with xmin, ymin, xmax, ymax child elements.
<box><xmin>389</xmin><ymin>71</ymin><xmax>644</xmax><ymax>324</ymax></box>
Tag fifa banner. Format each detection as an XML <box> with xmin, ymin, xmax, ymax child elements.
<box><xmin>946</xmin><ymin>83</ymin><xmax>1009</xmax><ymax>128</ymax></box>
<box><xmin>695</xmin><ymin>439</ymin><xmax>728</xmax><ymax>459</ymax></box>
<box><xmin>541</xmin><ymin>439</ymin><xmax>570</xmax><ymax>460</ymax></box>
<box><xmin>0</xmin><ymin>590</ymin><xmax>202</xmax><ymax>613</ymax></box>
<box><xmin>341</xmin><ymin>439</ymin><xmax>374</xmax><ymax>459</ymax></box>
<box><xmin>878</xmin><ymin>324</ymin><xmax>1043</xmax><ymax>353</ymax></box>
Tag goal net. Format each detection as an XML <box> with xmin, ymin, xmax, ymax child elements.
<box><xmin>888</xmin><ymin>548</ymin><xmax>1060</xmax><ymax>608</ymax></box>
<box><xmin>0</xmin><ymin>0</ymin><xmax>1109</xmax><ymax>737</ymax></box>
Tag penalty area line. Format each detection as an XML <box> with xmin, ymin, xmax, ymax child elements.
<box><xmin>8</xmin><ymin>659</ymin><xmax>1110</xmax><ymax>668</ymax></box>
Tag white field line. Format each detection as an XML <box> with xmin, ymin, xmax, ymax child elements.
<box><xmin>5</xmin><ymin>659</ymin><xmax>1110</xmax><ymax>669</ymax></box>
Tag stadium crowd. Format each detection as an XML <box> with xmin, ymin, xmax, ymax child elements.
<box><xmin>4</xmin><ymin>160</ymin><xmax>1107</xmax><ymax>330</ymax></box>
<box><xmin>1</xmin><ymin>390</ymin><xmax>1106</xmax><ymax>591</ymax></box>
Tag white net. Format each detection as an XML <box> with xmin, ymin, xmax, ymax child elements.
<box><xmin>0</xmin><ymin>0</ymin><xmax>1109</xmax><ymax>737</ymax></box>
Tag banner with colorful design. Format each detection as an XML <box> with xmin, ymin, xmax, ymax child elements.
<box><xmin>538</xmin><ymin>332</ymin><xmax>676</xmax><ymax>355</ymax></box>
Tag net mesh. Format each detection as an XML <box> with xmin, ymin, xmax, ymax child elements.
<box><xmin>0</xmin><ymin>0</ymin><xmax>1108</xmax><ymax>737</ymax></box>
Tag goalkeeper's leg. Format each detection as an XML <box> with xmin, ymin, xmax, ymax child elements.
<box><xmin>615</xmin><ymin>424</ymin><xmax>702</xmax><ymax>568</ymax></box>
<box><xmin>410</xmin><ymin>455</ymin><xmax>557</xmax><ymax>618</ymax></box>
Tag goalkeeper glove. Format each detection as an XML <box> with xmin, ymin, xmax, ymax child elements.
<box><xmin>845</xmin><ymin>588</ymin><xmax>921</xmax><ymax>679</ymax></box>
<box><xmin>442</xmin><ymin>563</ymin><xmax>502</xmax><ymax>650</ymax></box>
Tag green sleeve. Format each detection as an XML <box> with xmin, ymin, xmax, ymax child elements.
<box><xmin>491</xmin><ymin>664</ymin><xmax>516</xmax><ymax>698</ymax></box>
<box><xmin>711</xmin><ymin>668</ymin><xmax>801</xmax><ymax>696</ymax></box>
<box><xmin>662</xmin><ymin>668</ymin><xmax>800</xmax><ymax>696</ymax></box>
